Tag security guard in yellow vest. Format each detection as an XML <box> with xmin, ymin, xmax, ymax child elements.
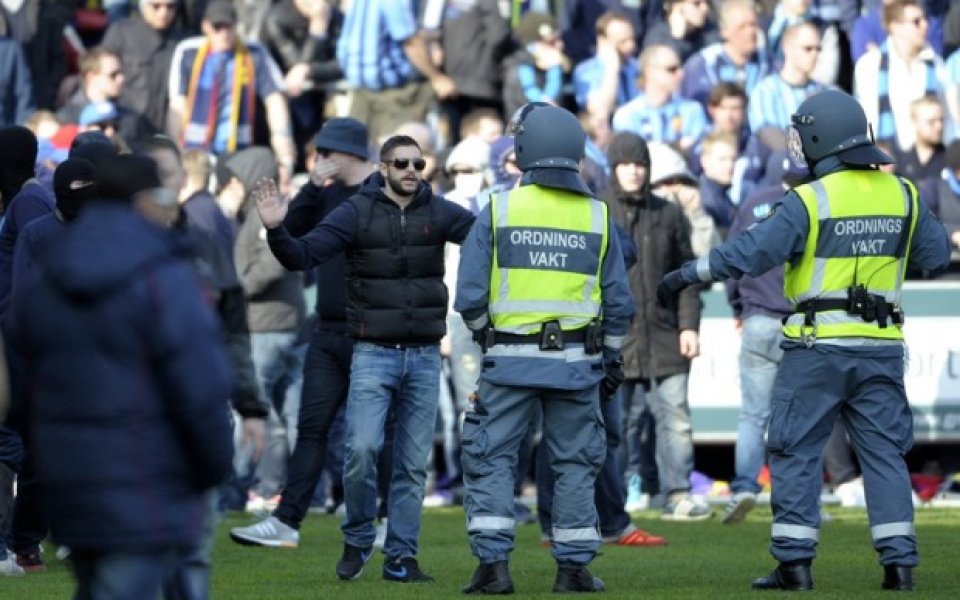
<box><xmin>454</xmin><ymin>103</ymin><xmax>635</xmax><ymax>594</ymax></box>
<box><xmin>658</xmin><ymin>90</ymin><xmax>952</xmax><ymax>592</ymax></box>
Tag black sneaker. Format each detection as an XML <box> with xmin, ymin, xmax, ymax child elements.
<box><xmin>383</xmin><ymin>557</ymin><xmax>435</xmax><ymax>583</ymax></box>
<box><xmin>336</xmin><ymin>543</ymin><xmax>372</xmax><ymax>581</ymax></box>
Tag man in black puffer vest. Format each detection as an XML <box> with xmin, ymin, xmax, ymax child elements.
<box><xmin>257</xmin><ymin>134</ymin><xmax>475</xmax><ymax>583</ymax></box>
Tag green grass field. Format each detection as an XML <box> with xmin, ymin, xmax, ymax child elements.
<box><xmin>4</xmin><ymin>507</ymin><xmax>958</xmax><ymax>598</ymax></box>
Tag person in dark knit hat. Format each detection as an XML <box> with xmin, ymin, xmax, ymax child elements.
<box><xmin>229</xmin><ymin>116</ymin><xmax>377</xmax><ymax>551</ymax></box>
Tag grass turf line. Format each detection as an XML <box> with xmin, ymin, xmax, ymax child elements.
<box><xmin>4</xmin><ymin>507</ymin><xmax>957</xmax><ymax>599</ymax></box>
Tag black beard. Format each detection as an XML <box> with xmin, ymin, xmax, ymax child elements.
<box><xmin>386</xmin><ymin>173</ymin><xmax>416</xmax><ymax>198</ymax></box>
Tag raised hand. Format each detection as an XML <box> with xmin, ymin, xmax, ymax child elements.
<box><xmin>252</xmin><ymin>177</ymin><xmax>288</xmax><ymax>229</ymax></box>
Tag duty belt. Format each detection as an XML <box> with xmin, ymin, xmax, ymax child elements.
<box><xmin>790</xmin><ymin>298</ymin><xmax>904</xmax><ymax>346</ymax></box>
<box><xmin>493</xmin><ymin>328</ymin><xmax>588</xmax><ymax>346</ymax></box>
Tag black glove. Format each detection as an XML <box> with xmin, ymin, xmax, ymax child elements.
<box><xmin>657</xmin><ymin>269</ymin><xmax>689</xmax><ymax>307</ymax></box>
<box><xmin>600</xmin><ymin>357</ymin><xmax>624</xmax><ymax>402</ymax></box>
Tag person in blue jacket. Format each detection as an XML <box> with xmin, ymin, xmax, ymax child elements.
<box><xmin>10</xmin><ymin>153</ymin><xmax>234</xmax><ymax>598</ymax></box>
<box><xmin>658</xmin><ymin>89</ymin><xmax>952</xmax><ymax>592</ymax></box>
<box><xmin>455</xmin><ymin>103</ymin><xmax>634</xmax><ymax>594</ymax></box>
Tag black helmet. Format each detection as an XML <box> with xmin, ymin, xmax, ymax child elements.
<box><xmin>508</xmin><ymin>103</ymin><xmax>585</xmax><ymax>172</ymax></box>
<box><xmin>788</xmin><ymin>90</ymin><xmax>892</xmax><ymax>166</ymax></box>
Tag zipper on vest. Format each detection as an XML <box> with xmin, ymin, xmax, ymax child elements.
<box><xmin>400</xmin><ymin>209</ymin><xmax>406</xmax><ymax>230</ymax></box>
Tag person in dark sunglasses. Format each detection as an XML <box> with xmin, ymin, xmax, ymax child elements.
<box><xmin>254</xmin><ymin>134</ymin><xmax>475</xmax><ymax>584</ymax></box>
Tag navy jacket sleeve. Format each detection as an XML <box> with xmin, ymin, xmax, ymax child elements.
<box><xmin>441</xmin><ymin>197</ymin><xmax>477</xmax><ymax>244</ymax></box>
<box><xmin>683</xmin><ymin>191</ymin><xmax>810</xmax><ymax>283</ymax></box>
<box><xmin>266</xmin><ymin>200</ymin><xmax>357</xmax><ymax>270</ymax></box>
<box><xmin>454</xmin><ymin>204</ymin><xmax>494</xmax><ymax>329</ymax></box>
<box><xmin>907</xmin><ymin>207</ymin><xmax>953</xmax><ymax>275</ymax></box>
<box><xmin>599</xmin><ymin>216</ymin><xmax>636</xmax><ymax>349</ymax></box>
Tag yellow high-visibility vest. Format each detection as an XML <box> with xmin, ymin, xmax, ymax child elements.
<box><xmin>489</xmin><ymin>185</ymin><xmax>609</xmax><ymax>334</ymax></box>
<box><xmin>782</xmin><ymin>170</ymin><xmax>918</xmax><ymax>341</ymax></box>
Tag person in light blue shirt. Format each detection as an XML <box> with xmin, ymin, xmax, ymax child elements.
<box><xmin>572</xmin><ymin>11</ymin><xmax>639</xmax><ymax>120</ymax></box>
<box><xmin>681</xmin><ymin>0</ymin><xmax>771</xmax><ymax>107</ymax></box>
<box><xmin>335</xmin><ymin>0</ymin><xmax>454</xmax><ymax>143</ymax></box>
<box><xmin>748</xmin><ymin>22</ymin><xmax>829</xmax><ymax>134</ymax></box>
<box><xmin>612</xmin><ymin>44</ymin><xmax>708</xmax><ymax>152</ymax></box>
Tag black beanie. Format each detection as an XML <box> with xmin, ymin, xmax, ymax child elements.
<box><xmin>0</xmin><ymin>126</ymin><xmax>39</xmax><ymax>205</ymax></box>
<box><xmin>606</xmin><ymin>132</ymin><xmax>651</xmax><ymax>169</ymax></box>
<box><xmin>96</xmin><ymin>154</ymin><xmax>162</xmax><ymax>201</ymax></box>
<box><xmin>54</xmin><ymin>158</ymin><xmax>98</xmax><ymax>221</ymax></box>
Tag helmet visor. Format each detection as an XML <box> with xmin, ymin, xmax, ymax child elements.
<box><xmin>506</xmin><ymin>102</ymin><xmax>550</xmax><ymax>137</ymax></box>
<box><xmin>786</xmin><ymin>125</ymin><xmax>808</xmax><ymax>170</ymax></box>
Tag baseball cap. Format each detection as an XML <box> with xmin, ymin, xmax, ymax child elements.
<box><xmin>203</xmin><ymin>0</ymin><xmax>237</xmax><ymax>25</ymax></box>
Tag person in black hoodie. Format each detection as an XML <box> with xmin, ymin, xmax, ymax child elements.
<box><xmin>10</xmin><ymin>153</ymin><xmax>234</xmax><ymax>599</ymax></box>
<box><xmin>230</xmin><ymin>117</ymin><xmax>380</xmax><ymax>549</ymax></box>
<box><xmin>254</xmin><ymin>133</ymin><xmax>475</xmax><ymax>583</ymax></box>
<box><xmin>603</xmin><ymin>131</ymin><xmax>712</xmax><ymax>522</ymax></box>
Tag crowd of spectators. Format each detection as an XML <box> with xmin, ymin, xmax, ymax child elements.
<box><xmin>2</xmin><ymin>0</ymin><xmax>957</xmax><ymax>260</ymax></box>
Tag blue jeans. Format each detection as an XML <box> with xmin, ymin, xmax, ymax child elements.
<box><xmin>72</xmin><ymin>549</ymin><xmax>182</xmax><ymax>600</ymax></box>
<box><xmin>621</xmin><ymin>374</ymin><xmax>693</xmax><ymax>497</ymax></box>
<box><xmin>341</xmin><ymin>342</ymin><xmax>440</xmax><ymax>560</ymax></box>
<box><xmin>250</xmin><ymin>331</ymin><xmax>306</xmax><ymax>497</ymax></box>
<box><xmin>732</xmin><ymin>315</ymin><xmax>784</xmax><ymax>495</ymax></box>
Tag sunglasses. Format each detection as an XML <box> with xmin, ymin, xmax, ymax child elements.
<box><xmin>387</xmin><ymin>158</ymin><xmax>426</xmax><ymax>171</ymax></box>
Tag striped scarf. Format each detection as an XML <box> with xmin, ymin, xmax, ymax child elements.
<box><xmin>876</xmin><ymin>41</ymin><xmax>938</xmax><ymax>146</ymax></box>
<box><xmin>182</xmin><ymin>38</ymin><xmax>256</xmax><ymax>153</ymax></box>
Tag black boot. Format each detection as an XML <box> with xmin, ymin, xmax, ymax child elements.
<box><xmin>881</xmin><ymin>565</ymin><xmax>914</xmax><ymax>591</ymax></box>
<box><xmin>462</xmin><ymin>561</ymin><xmax>514</xmax><ymax>595</ymax></box>
<box><xmin>553</xmin><ymin>565</ymin><xmax>605</xmax><ymax>593</ymax></box>
<box><xmin>751</xmin><ymin>562</ymin><xmax>813</xmax><ymax>591</ymax></box>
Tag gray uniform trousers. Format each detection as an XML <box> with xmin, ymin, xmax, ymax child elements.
<box><xmin>768</xmin><ymin>345</ymin><xmax>917</xmax><ymax>567</ymax></box>
<box><xmin>462</xmin><ymin>379</ymin><xmax>606</xmax><ymax>565</ymax></box>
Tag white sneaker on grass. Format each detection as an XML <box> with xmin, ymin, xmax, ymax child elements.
<box><xmin>661</xmin><ymin>494</ymin><xmax>713</xmax><ymax>521</ymax></box>
<box><xmin>229</xmin><ymin>516</ymin><xmax>300</xmax><ymax>548</ymax></box>
<box><xmin>722</xmin><ymin>491</ymin><xmax>757</xmax><ymax>525</ymax></box>
<box><xmin>0</xmin><ymin>554</ymin><xmax>25</xmax><ymax>577</ymax></box>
